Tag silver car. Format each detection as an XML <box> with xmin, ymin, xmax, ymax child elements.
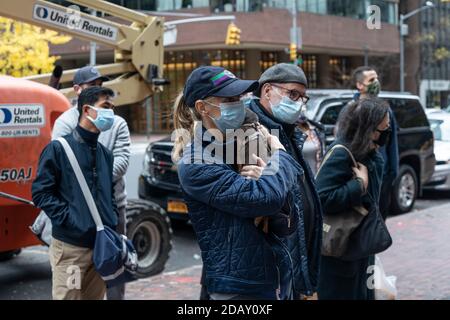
<box><xmin>424</xmin><ymin>110</ymin><xmax>450</xmax><ymax>191</ymax></box>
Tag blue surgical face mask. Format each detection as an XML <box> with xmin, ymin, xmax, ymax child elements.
<box><xmin>267</xmin><ymin>88</ymin><xmax>304</xmax><ymax>124</ymax></box>
<box><xmin>87</xmin><ymin>105</ymin><xmax>114</xmax><ymax>132</ymax></box>
<box><xmin>206</xmin><ymin>100</ymin><xmax>246</xmax><ymax>132</ymax></box>
<box><xmin>240</xmin><ymin>95</ymin><xmax>255</xmax><ymax>107</ymax></box>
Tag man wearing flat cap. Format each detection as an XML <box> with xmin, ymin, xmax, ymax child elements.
<box><xmin>248</xmin><ymin>63</ymin><xmax>323</xmax><ymax>300</ymax></box>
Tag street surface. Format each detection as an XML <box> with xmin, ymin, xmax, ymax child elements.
<box><xmin>1</xmin><ymin>193</ymin><xmax>449</xmax><ymax>300</ymax></box>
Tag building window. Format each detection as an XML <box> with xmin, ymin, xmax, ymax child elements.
<box><xmin>112</xmin><ymin>0</ymin><xmax>398</xmax><ymax>22</ymax></box>
<box><xmin>209</xmin><ymin>50</ymin><xmax>247</xmax><ymax>77</ymax></box>
<box><xmin>140</xmin><ymin>0</ymin><xmax>157</xmax><ymax>10</ymax></box>
<box><xmin>419</xmin><ymin>1</ymin><xmax>450</xmax><ymax>108</ymax></box>
<box><xmin>302</xmin><ymin>0</ymin><xmax>324</xmax><ymax>14</ymax></box>
<box><xmin>368</xmin><ymin>0</ymin><xmax>397</xmax><ymax>24</ymax></box>
<box><xmin>260</xmin><ymin>52</ymin><xmax>279</xmax><ymax>72</ymax></box>
<box><xmin>163</xmin><ymin>0</ymin><xmax>201</xmax><ymax>10</ymax></box>
<box><xmin>236</xmin><ymin>0</ymin><xmax>265</xmax><ymax>12</ymax></box>
<box><xmin>329</xmin><ymin>56</ymin><xmax>351</xmax><ymax>88</ymax></box>
<box><xmin>264</xmin><ymin>0</ymin><xmax>288</xmax><ymax>9</ymax></box>
<box><xmin>300</xmin><ymin>54</ymin><xmax>317</xmax><ymax>88</ymax></box>
<box><xmin>123</xmin><ymin>0</ymin><xmax>139</xmax><ymax>9</ymax></box>
<box><xmin>135</xmin><ymin>51</ymin><xmax>197</xmax><ymax>133</ymax></box>
<box><xmin>211</xmin><ymin>0</ymin><xmax>235</xmax><ymax>13</ymax></box>
<box><xmin>327</xmin><ymin>0</ymin><xmax>365</xmax><ymax>19</ymax></box>
<box><xmin>108</xmin><ymin>0</ymin><xmax>124</xmax><ymax>6</ymax></box>
<box><xmin>139</xmin><ymin>50</ymin><xmax>246</xmax><ymax>133</ymax></box>
<box><xmin>211</xmin><ymin>0</ymin><xmax>264</xmax><ymax>12</ymax></box>
<box><xmin>110</xmin><ymin>0</ymin><xmax>208</xmax><ymax>11</ymax></box>
<box><xmin>263</xmin><ymin>0</ymin><xmax>397</xmax><ymax>24</ymax></box>
<box><xmin>191</xmin><ymin>0</ymin><xmax>210</xmax><ymax>8</ymax></box>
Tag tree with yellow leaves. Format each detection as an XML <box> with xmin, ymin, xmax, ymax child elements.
<box><xmin>0</xmin><ymin>17</ymin><xmax>71</xmax><ymax>77</ymax></box>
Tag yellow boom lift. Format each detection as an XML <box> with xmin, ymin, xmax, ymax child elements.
<box><xmin>0</xmin><ymin>0</ymin><xmax>167</xmax><ymax>106</ymax></box>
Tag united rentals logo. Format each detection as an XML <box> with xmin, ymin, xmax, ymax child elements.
<box><xmin>0</xmin><ymin>108</ymin><xmax>13</xmax><ymax>125</ymax></box>
<box><xmin>0</xmin><ymin>105</ymin><xmax>45</xmax><ymax>127</ymax></box>
<box><xmin>35</xmin><ymin>6</ymin><xmax>49</xmax><ymax>19</ymax></box>
<box><xmin>32</xmin><ymin>4</ymin><xmax>118</xmax><ymax>42</ymax></box>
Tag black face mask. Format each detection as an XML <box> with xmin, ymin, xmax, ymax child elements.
<box><xmin>374</xmin><ymin>128</ymin><xmax>391</xmax><ymax>147</ymax></box>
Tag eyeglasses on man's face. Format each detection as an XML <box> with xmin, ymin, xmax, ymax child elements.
<box><xmin>270</xmin><ymin>83</ymin><xmax>310</xmax><ymax>104</ymax></box>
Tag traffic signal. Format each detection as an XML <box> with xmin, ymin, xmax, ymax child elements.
<box><xmin>225</xmin><ymin>23</ymin><xmax>241</xmax><ymax>45</ymax></box>
<box><xmin>289</xmin><ymin>43</ymin><xmax>297</xmax><ymax>61</ymax></box>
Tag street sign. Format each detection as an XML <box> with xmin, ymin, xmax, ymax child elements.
<box><xmin>400</xmin><ymin>23</ymin><xmax>409</xmax><ymax>36</ymax></box>
<box><xmin>428</xmin><ymin>80</ymin><xmax>450</xmax><ymax>91</ymax></box>
<box><xmin>164</xmin><ymin>25</ymin><xmax>177</xmax><ymax>46</ymax></box>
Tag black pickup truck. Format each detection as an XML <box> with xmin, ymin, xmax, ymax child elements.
<box><xmin>138</xmin><ymin>90</ymin><xmax>435</xmax><ymax>219</ymax></box>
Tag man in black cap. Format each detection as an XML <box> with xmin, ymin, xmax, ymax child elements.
<box><xmin>72</xmin><ymin>66</ymin><xmax>109</xmax><ymax>97</ymax></box>
<box><xmin>248</xmin><ymin>63</ymin><xmax>323</xmax><ymax>299</ymax></box>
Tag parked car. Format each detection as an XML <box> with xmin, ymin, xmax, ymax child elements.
<box><xmin>139</xmin><ymin>90</ymin><xmax>435</xmax><ymax>218</ymax></box>
<box><xmin>423</xmin><ymin>110</ymin><xmax>450</xmax><ymax>191</ymax></box>
<box><xmin>139</xmin><ymin>138</ymin><xmax>188</xmax><ymax>220</ymax></box>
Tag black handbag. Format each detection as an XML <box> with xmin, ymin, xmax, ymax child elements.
<box><xmin>316</xmin><ymin>145</ymin><xmax>392</xmax><ymax>260</ymax></box>
<box><xmin>316</xmin><ymin>145</ymin><xmax>369</xmax><ymax>258</ymax></box>
<box><xmin>341</xmin><ymin>192</ymin><xmax>392</xmax><ymax>261</ymax></box>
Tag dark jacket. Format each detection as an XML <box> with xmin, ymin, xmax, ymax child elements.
<box><xmin>316</xmin><ymin>140</ymin><xmax>384</xmax><ymax>216</ymax></box>
<box><xmin>178</xmin><ymin>124</ymin><xmax>308</xmax><ymax>299</ymax></box>
<box><xmin>248</xmin><ymin>99</ymin><xmax>323</xmax><ymax>296</ymax></box>
<box><xmin>32</xmin><ymin>125</ymin><xmax>118</xmax><ymax>248</ymax></box>
<box><xmin>380</xmin><ymin>108</ymin><xmax>399</xmax><ymax>182</ymax></box>
<box><xmin>315</xmin><ymin>139</ymin><xmax>384</xmax><ymax>299</ymax></box>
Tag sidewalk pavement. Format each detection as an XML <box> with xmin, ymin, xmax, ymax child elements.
<box><xmin>379</xmin><ymin>203</ymin><xmax>450</xmax><ymax>300</ymax></box>
<box><xmin>126</xmin><ymin>265</ymin><xmax>202</xmax><ymax>300</ymax></box>
<box><xmin>126</xmin><ymin>203</ymin><xmax>450</xmax><ymax>300</ymax></box>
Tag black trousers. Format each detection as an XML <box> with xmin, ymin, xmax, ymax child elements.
<box><xmin>318</xmin><ymin>255</ymin><xmax>374</xmax><ymax>300</ymax></box>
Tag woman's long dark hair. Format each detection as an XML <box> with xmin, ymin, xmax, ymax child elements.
<box><xmin>336</xmin><ymin>98</ymin><xmax>389</xmax><ymax>161</ymax></box>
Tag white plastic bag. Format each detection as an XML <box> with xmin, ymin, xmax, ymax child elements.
<box><xmin>29</xmin><ymin>210</ymin><xmax>52</xmax><ymax>246</ymax></box>
<box><xmin>374</xmin><ymin>255</ymin><xmax>397</xmax><ymax>300</ymax></box>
